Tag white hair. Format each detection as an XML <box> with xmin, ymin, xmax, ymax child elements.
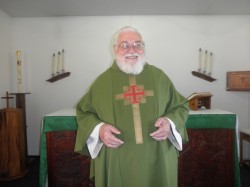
<box><xmin>113</xmin><ymin>26</ymin><xmax>143</xmax><ymax>46</ymax></box>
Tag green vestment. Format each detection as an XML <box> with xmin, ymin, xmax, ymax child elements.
<box><xmin>75</xmin><ymin>62</ymin><xmax>189</xmax><ymax>187</ymax></box>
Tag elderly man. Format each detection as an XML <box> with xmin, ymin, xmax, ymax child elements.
<box><xmin>75</xmin><ymin>26</ymin><xmax>189</xmax><ymax>187</ymax></box>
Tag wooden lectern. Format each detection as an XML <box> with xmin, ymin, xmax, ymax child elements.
<box><xmin>188</xmin><ymin>92</ymin><xmax>212</xmax><ymax>111</ymax></box>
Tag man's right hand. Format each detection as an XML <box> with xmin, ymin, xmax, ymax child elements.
<box><xmin>99</xmin><ymin>124</ymin><xmax>124</xmax><ymax>148</ymax></box>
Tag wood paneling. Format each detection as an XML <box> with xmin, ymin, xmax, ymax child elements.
<box><xmin>178</xmin><ymin>129</ymin><xmax>234</xmax><ymax>187</ymax></box>
<box><xmin>46</xmin><ymin>131</ymin><xmax>94</xmax><ymax>187</ymax></box>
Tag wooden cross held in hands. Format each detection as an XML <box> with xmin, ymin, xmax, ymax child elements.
<box><xmin>1</xmin><ymin>91</ymin><xmax>13</xmax><ymax>108</ymax></box>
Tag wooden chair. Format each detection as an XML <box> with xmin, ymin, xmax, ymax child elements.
<box><xmin>240</xmin><ymin>129</ymin><xmax>250</xmax><ymax>166</ymax></box>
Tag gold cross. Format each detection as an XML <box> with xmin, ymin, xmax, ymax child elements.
<box><xmin>116</xmin><ymin>75</ymin><xmax>154</xmax><ymax>144</ymax></box>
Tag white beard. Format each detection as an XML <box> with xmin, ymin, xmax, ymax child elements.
<box><xmin>116</xmin><ymin>53</ymin><xmax>146</xmax><ymax>75</ymax></box>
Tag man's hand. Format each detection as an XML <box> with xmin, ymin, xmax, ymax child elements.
<box><xmin>150</xmin><ymin>117</ymin><xmax>171</xmax><ymax>141</ymax></box>
<box><xmin>99</xmin><ymin>124</ymin><xmax>124</xmax><ymax>148</ymax></box>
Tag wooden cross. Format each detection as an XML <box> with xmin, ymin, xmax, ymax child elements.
<box><xmin>116</xmin><ymin>75</ymin><xmax>154</xmax><ymax>144</ymax></box>
<box><xmin>1</xmin><ymin>91</ymin><xmax>14</xmax><ymax>108</ymax></box>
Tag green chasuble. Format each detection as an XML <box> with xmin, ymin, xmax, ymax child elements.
<box><xmin>75</xmin><ymin>62</ymin><xmax>189</xmax><ymax>187</ymax></box>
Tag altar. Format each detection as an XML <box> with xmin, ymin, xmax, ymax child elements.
<box><xmin>39</xmin><ymin>108</ymin><xmax>240</xmax><ymax>187</ymax></box>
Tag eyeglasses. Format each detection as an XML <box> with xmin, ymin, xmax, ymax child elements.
<box><xmin>116</xmin><ymin>41</ymin><xmax>145</xmax><ymax>53</ymax></box>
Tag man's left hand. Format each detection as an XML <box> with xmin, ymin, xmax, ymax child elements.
<box><xmin>150</xmin><ymin>117</ymin><xmax>171</xmax><ymax>141</ymax></box>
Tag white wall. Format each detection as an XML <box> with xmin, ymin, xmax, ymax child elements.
<box><xmin>4</xmin><ymin>15</ymin><xmax>250</xmax><ymax>155</ymax></box>
<box><xmin>0</xmin><ymin>10</ymin><xmax>11</xmax><ymax>108</ymax></box>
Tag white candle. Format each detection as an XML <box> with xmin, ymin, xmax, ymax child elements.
<box><xmin>209</xmin><ymin>52</ymin><xmax>213</xmax><ymax>76</ymax></box>
<box><xmin>52</xmin><ymin>53</ymin><xmax>55</xmax><ymax>76</ymax></box>
<box><xmin>16</xmin><ymin>50</ymin><xmax>22</xmax><ymax>92</ymax></box>
<box><xmin>61</xmin><ymin>49</ymin><xmax>65</xmax><ymax>73</ymax></box>
<box><xmin>57</xmin><ymin>51</ymin><xmax>61</xmax><ymax>74</ymax></box>
<box><xmin>203</xmin><ymin>50</ymin><xmax>208</xmax><ymax>74</ymax></box>
<box><xmin>198</xmin><ymin>48</ymin><xmax>202</xmax><ymax>72</ymax></box>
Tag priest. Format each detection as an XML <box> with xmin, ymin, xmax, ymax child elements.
<box><xmin>75</xmin><ymin>26</ymin><xmax>189</xmax><ymax>187</ymax></box>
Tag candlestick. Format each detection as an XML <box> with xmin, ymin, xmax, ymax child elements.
<box><xmin>62</xmin><ymin>49</ymin><xmax>65</xmax><ymax>73</ymax></box>
<box><xmin>52</xmin><ymin>53</ymin><xmax>55</xmax><ymax>76</ymax></box>
<box><xmin>57</xmin><ymin>51</ymin><xmax>61</xmax><ymax>74</ymax></box>
<box><xmin>198</xmin><ymin>48</ymin><xmax>202</xmax><ymax>72</ymax></box>
<box><xmin>16</xmin><ymin>50</ymin><xmax>22</xmax><ymax>92</ymax></box>
<box><xmin>203</xmin><ymin>50</ymin><xmax>208</xmax><ymax>74</ymax></box>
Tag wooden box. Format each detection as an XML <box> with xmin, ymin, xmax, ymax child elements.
<box><xmin>227</xmin><ymin>71</ymin><xmax>250</xmax><ymax>91</ymax></box>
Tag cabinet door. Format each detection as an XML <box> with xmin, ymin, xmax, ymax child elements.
<box><xmin>178</xmin><ymin>129</ymin><xmax>234</xmax><ymax>187</ymax></box>
<box><xmin>46</xmin><ymin>131</ymin><xmax>95</xmax><ymax>187</ymax></box>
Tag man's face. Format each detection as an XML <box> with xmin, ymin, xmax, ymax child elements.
<box><xmin>114</xmin><ymin>31</ymin><xmax>145</xmax><ymax>65</ymax></box>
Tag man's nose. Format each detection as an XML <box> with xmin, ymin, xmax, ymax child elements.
<box><xmin>127</xmin><ymin>45</ymin><xmax>136</xmax><ymax>53</ymax></box>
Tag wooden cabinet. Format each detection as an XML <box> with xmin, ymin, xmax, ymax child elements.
<box><xmin>0</xmin><ymin>108</ymin><xmax>28</xmax><ymax>180</ymax></box>
<box><xmin>46</xmin><ymin>131</ymin><xmax>94</xmax><ymax>187</ymax></box>
<box><xmin>178</xmin><ymin>129</ymin><xmax>234</xmax><ymax>187</ymax></box>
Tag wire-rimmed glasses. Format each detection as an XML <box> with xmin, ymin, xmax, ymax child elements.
<box><xmin>116</xmin><ymin>41</ymin><xmax>145</xmax><ymax>53</ymax></box>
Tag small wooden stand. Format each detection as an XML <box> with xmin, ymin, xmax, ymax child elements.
<box><xmin>188</xmin><ymin>92</ymin><xmax>212</xmax><ymax>110</ymax></box>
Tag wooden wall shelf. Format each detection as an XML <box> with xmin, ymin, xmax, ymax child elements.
<box><xmin>46</xmin><ymin>72</ymin><xmax>70</xmax><ymax>83</ymax></box>
<box><xmin>192</xmin><ymin>71</ymin><xmax>216</xmax><ymax>82</ymax></box>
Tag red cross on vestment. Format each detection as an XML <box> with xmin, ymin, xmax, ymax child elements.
<box><xmin>123</xmin><ymin>85</ymin><xmax>145</xmax><ymax>104</ymax></box>
<box><xmin>116</xmin><ymin>75</ymin><xmax>154</xmax><ymax>144</ymax></box>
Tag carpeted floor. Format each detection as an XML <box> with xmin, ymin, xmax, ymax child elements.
<box><xmin>0</xmin><ymin>156</ymin><xmax>249</xmax><ymax>187</ymax></box>
<box><xmin>0</xmin><ymin>156</ymin><xmax>39</xmax><ymax>187</ymax></box>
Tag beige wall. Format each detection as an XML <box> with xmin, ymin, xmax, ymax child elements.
<box><xmin>1</xmin><ymin>15</ymin><xmax>250</xmax><ymax>156</ymax></box>
<box><xmin>0</xmin><ymin>10</ymin><xmax>11</xmax><ymax>108</ymax></box>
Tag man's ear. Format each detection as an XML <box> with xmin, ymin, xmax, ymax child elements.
<box><xmin>113</xmin><ymin>46</ymin><xmax>119</xmax><ymax>54</ymax></box>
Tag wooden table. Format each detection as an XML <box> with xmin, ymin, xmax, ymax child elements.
<box><xmin>39</xmin><ymin>108</ymin><xmax>241</xmax><ymax>187</ymax></box>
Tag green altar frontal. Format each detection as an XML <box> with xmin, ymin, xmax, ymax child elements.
<box><xmin>39</xmin><ymin>108</ymin><xmax>240</xmax><ymax>187</ymax></box>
